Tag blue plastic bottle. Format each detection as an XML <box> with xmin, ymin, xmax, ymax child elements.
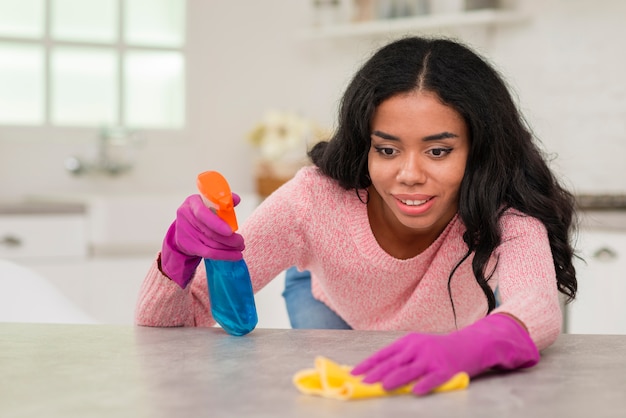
<box><xmin>197</xmin><ymin>171</ymin><xmax>258</xmax><ymax>336</ymax></box>
<box><xmin>203</xmin><ymin>258</ymin><xmax>257</xmax><ymax>336</ymax></box>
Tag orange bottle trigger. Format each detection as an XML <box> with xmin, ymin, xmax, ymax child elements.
<box><xmin>197</xmin><ymin>171</ymin><xmax>239</xmax><ymax>232</ymax></box>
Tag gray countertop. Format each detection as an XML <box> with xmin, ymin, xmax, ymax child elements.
<box><xmin>1</xmin><ymin>323</ymin><xmax>626</xmax><ymax>417</ymax></box>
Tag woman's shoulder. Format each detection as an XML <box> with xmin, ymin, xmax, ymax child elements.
<box><xmin>292</xmin><ymin>165</ymin><xmax>346</xmax><ymax>195</ymax></box>
<box><xmin>499</xmin><ymin>208</ymin><xmax>548</xmax><ymax>238</ymax></box>
<box><xmin>286</xmin><ymin>165</ymin><xmax>365</xmax><ymax>218</ymax></box>
<box><xmin>294</xmin><ymin>165</ymin><xmax>331</xmax><ymax>182</ymax></box>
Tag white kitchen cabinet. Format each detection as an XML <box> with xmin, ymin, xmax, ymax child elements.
<box><xmin>566</xmin><ymin>228</ymin><xmax>626</xmax><ymax>334</ymax></box>
<box><xmin>0</xmin><ymin>203</ymin><xmax>142</xmax><ymax>324</ymax></box>
<box><xmin>0</xmin><ymin>213</ymin><xmax>87</xmax><ymax>260</ymax></box>
<box><xmin>0</xmin><ymin>204</ymin><xmax>95</xmax><ymax>323</ymax></box>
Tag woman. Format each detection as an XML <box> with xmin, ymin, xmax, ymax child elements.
<box><xmin>136</xmin><ymin>36</ymin><xmax>577</xmax><ymax>395</ymax></box>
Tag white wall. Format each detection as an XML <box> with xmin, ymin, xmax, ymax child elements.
<box><xmin>490</xmin><ymin>0</ymin><xmax>626</xmax><ymax>194</ymax></box>
<box><xmin>0</xmin><ymin>0</ymin><xmax>624</xmax><ymax>198</ymax></box>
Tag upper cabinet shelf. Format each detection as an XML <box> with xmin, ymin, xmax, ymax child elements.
<box><xmin>299</xmin><ymin>8</ymin><xmax>529</xmax><ymax>40</ymax></box>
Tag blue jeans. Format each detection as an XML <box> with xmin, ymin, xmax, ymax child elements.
<box><xmin>282</xmin><ymin>267</ymin><xmax>352</xmax><ymax>329</ymax></box>
<box><xmin>282</xmin><ymin>267</ymin><xmax>501</xmax><ymax>329</ymax></box>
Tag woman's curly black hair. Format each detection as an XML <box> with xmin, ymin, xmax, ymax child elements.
<box><xmin>309</xmin><ymin>36</ymin><xmax>577</xmax><ymax>312</ymax></box>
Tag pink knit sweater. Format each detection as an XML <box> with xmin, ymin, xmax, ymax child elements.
<box><xmin>136</xmin><ymin>167</ymin><xmax>562</xmax><ymax>350</ymax></box>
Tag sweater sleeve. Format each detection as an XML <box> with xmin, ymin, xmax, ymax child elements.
<box><xmin>135</xmin><ymin>253</ymin><xmax>215</xmax><ymax>327</ymax></box>
<box><xmin>134</xmin><ymin>167</ymin><xmax>320</xmax><ymax>328</ymax></box>
<box><xmin>491</xmin><ymin>212</ymin><xmax>562</xmax><ymax>350</ymax></box>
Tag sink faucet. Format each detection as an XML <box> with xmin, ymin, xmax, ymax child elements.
<box><xmin>65</xmin><ymin>126</ymin><xmax>139</xmax><ymax>177</ymax></box>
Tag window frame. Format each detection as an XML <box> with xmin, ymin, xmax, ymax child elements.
<box><xmin>0</xmin><ymin>0</ymin><xmax>188</xmax><ymax>140</ymax></box>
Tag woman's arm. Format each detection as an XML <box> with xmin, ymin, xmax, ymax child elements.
<box><xmin>135</xmin><ymin>255</ymin><xmax>214</xmax><ymax>327</ymax></box>
<box><xmin>491</xmin><ymin>211</ymin><xmax>562</xmax><ymax>350</ymax></box>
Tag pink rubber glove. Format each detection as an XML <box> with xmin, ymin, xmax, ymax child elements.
<box><xmin>351</xmin><ymin>314</ymin><xmax>540</xmax><ymax>396</ymax></box>
<box><xmin>160</xmin><ymin>193</ymin><xmax>245</xmax><ymax>289</ymax></box>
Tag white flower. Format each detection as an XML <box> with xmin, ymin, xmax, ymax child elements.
<box><xmin>247</xmin><ymin>109</ymin><xmax>326</xmax><ymax>162</ymax></box>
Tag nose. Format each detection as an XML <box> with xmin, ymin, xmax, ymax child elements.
<box><xmin>396</xmin><ymin>153</ymin><xmax>426</xmax><ymax>185</ymax></box>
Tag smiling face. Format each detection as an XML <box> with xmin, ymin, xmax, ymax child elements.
<box><xmin>367</xmin><ymin>90</ymin><xmax>469</xmax><ymax>253</ymax></box>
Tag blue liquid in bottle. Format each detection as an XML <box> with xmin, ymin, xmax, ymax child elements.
<box><xmin>204</xmin><ymin>258</ymin><xmax>258</xmax><ymax>336</ymax></box>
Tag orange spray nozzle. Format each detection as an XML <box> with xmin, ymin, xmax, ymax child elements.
<box><xmin>197</xmin><ymin>171</ymin><xmax>238</xmax><ymax>232</ymax></box>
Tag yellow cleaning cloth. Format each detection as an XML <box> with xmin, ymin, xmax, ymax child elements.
<box><xmin>293</xmin><ymin>356</ymin><xmax>469</xmax><ymax>400</ymax></box>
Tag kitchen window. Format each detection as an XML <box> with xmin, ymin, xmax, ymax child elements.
<box><xmin>0</xmin><ymin>0</ymin><xmax>186</xmax><ymax>129</ymax></box>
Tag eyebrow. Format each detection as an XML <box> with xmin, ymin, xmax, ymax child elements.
<box><xmin>372</xmin><ymin>130</ymin><xmax>459</xmax><ymax>142</ymax></box>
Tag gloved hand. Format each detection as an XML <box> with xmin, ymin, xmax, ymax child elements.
<box><xmin>350</xmin><ymin>313</ymin><xmax>540</xmax><ymax>396</ymax></box>
<box><xmin>160</xmin><ymin>193</ymin><xmax>245</xmax><ymax>289</ymax></box>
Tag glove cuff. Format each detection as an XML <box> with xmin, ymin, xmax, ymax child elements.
<box><xmin>458</xmin><ymin>313</ymin><xmax>540</xmax><ymax>376</ymax></box>
<box><xmin>160</xmin><ymin>222</ymin><xmax>202</xmax><ymax>289</ymax></box>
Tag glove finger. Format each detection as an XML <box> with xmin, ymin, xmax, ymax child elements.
<box><xmin>351</xmin><ymin>349</ymin><xmax>397</xmax><ymax>376</ymax></box>
<box><xmin>359</xmin><ymin>349</ymin><xmax>417</xmax><ymax>384</ymax></box>
<box><xmin>203</xmin><ymin>247</ymin><xmax>243</xmax><ymax>261</ymax></box>
<box><xmin>232</xmin><ymin>192</ymin><xmax>241</xmax><ymax>207</ymax></box>
<box><xmin>411</xmin><ymin>371</ymin><xmax>455</xmax><ymax>396</ymax></box>
<box><xmin>176</xmin><ymin>207</ymin><xmax>244</xmax><ymax>250</ymax></box>
<box><xmin>201</xmin><ymin>227</ymin><xmax>245</xmax><ymax>249</ymax></box>
<box><xmin>177</xmin><ymin>234</ymin><xmax>242</xmax><ymax>260</ymax></box>
<box><xmin>380</xmin><ymin>360</ymin><xmax>428</xmax><ymax>390</ymax></box>
<box><xmin>184</xmin><ymin>195</ymin><xmax>235</xmax><ymax>237</ymax></box>
<box><xmin>351</xmin><ymin>333</ymin><xmax>420</xmax><ymax>376</ymax></box>
<box><xmin>176</xmin><ymin>227</ymin><xmax>243</xmax><ymax>257</ymax></box>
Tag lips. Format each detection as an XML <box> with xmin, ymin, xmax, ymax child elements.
<box><xmin>393</xmin><ymin>194</ymin><xmax>435</xmax><ymax>216</ymax></box>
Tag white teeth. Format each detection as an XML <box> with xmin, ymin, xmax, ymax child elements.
<box><xmin>401</xmin><ymin>199</ymin><xmax>427</xmax><ymax>206</ymax></box>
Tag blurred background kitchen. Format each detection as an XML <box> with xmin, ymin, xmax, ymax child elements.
<box><xmin>1</xmin><ymin>0</ymin><xmax>625</xmax><ymax>333</ymax></box>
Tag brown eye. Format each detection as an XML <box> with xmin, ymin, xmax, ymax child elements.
<box><xmin>373</xmin><ymin>146</ymin><xmax>398</xmax><ymax>157</ymax></box>
<box><xmin>429</xmin><ymin>147</ymin><xmax>452</xmax><ymax>158</ymax></box>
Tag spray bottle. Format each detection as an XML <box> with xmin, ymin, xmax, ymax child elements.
<box><xmin>197</xmin><ymin>171</ymin><xmax>258</xmax><ymax>336</ymax></box>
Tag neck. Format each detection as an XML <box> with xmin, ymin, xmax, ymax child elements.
<box><xmin>366</xmin><ymin>188</ymin><xmax>450</xmax><ymax>259</ymax></box>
